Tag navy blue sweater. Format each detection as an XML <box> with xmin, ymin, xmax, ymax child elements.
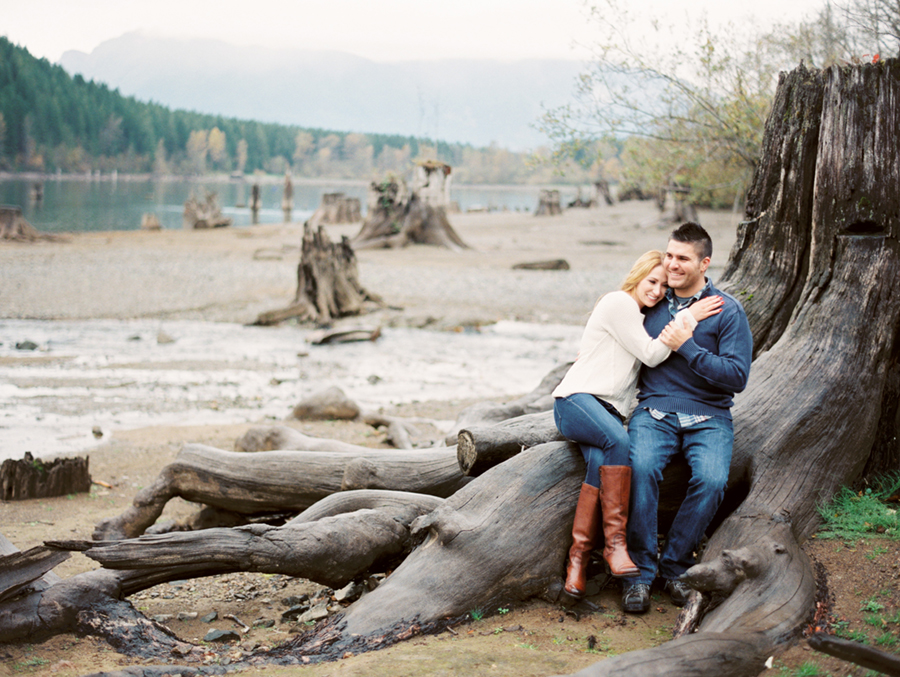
<box><xmin>637</xmin><ymin>282</ymin><xmax>752</xmax><ymax>419</ymax></box>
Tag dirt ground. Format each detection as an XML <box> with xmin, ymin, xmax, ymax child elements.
<box><xmin>1</xmin><ymin>201</ymin><xmax>898</xmax><ymax>676</ymax></box>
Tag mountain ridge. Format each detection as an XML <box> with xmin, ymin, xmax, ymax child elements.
<box><xmin>59</xmin><ymin>32</ymin><xmax>583</xmax><ymax>150</ymax></box>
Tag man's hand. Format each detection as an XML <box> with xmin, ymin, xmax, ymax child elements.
<box><xmin>660</xmin><ymin>322</ymin><xmax>693</xmax><ymax>350</ymax></box>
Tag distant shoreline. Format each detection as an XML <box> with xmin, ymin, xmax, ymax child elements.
<box><xmin>0</xmin><ymin>170</ymin><xmax>598</xmax><ymax>190</ymax></box>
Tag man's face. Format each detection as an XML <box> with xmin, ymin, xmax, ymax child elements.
<box><xmin>665</xmin><ymin>240</ymin><xmax>710</xmax><ymax>295</ymax></box>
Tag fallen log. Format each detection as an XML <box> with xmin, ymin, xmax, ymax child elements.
<box><xmin>92</xmin><ymin>443</ymin><xmax>468</xmax><ymax>540</ymax></box>
<box><xmin>457</xmin><ymin>410</ymin><xmax>563</xmax><ymax>476</ymax></box>
<box><xmin>234</xmin><ymin>425</ymin><xmax>371</xmax><ymax>453</ymax></box>
<box><xmin>288</xmin><ymin>489</ymin><xmax>445</xmax><ymax>524</ymax></box>
<box><xmin>0</xmin><ymin>545</ymin><xmax>70</xmax><ymax>603</ymax></box>
<box><xmin>66</xmin><ymin>503</ymin><xmax>432</xmax><ymax>590</ymax></box>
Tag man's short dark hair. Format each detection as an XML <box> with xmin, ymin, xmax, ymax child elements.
<box><xmin>670</xmin><ymin>222</ymin><xmax>712</xmax><ymax>260</ymax></box>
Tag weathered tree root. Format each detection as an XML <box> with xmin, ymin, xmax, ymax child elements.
<box><xmin>93</xmin><ymin>443</ymin><xmax>467</xmax><ymax>540</ymax></box>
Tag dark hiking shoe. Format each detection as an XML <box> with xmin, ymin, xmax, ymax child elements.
<box><xmin>665</xmin><ymin>579</ymin><xmax>693</xmax><ymax>607</ymax></box>
<box><xmin>622</xmin><ymin>582</ymin><xmax>650</xmax><ymax>614</ymax></box>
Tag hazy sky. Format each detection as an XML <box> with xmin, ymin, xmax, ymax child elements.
<box><xmin>4</xmin><ymin>0</ymin><xmax>825</xmax><ymax>64</ymax></box>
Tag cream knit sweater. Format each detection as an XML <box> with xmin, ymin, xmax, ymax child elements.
<box><xmin>552</xmin><ymin>290</ymin><xmax>696</xmax><ymax>418</ymax></box>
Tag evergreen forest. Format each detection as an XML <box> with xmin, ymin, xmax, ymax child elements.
<box><xmin>0</xmin><ymin>37</ymin><xmax>585</xmax><ymax>184</ymax></box>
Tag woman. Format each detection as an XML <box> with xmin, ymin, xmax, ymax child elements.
<box><xmin>552</xmin><ymin>250</ymin><xmax>722</xmax><ymax>597</ymax></box>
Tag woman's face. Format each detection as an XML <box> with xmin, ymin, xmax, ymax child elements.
<box><xmin>634</xmin><ymin>264</ymin><xmax>667</xmax><ymax>309</ymax></box>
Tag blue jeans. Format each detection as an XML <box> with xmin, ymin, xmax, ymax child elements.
<box><xmin>626</xmin><ymin>407</ymin><xmax>733</xmax><ymax>584</ymax></box>
<box><xmin>553</xmin><ymin>394</ymin><xmax>630</xmax><ymax>487</ymax></box>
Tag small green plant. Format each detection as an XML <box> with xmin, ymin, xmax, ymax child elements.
<box><xmin>866</xmin><ymin>545</ymin><xmax>889</xmax><ymax>560</ymax></box>
<box><xmin>517</xmin><ymin>643</ymin><xmax>538</xmax><ymax>650</ymax></box>
<box><xmin>875</xmin><ymin>632</ymin><xmax>898</xmax><ymax>648</ymax></box>
<box><xmin>864</xmin><ymin>614</ymin><xmax>886</xmax><ymax>629</ymax></box>
<box><xmin>13</xmin><ymin>656</ymin><xmax>49</xmax><ymax>671</ymax></box>
<box><xmin>816</xmin><ymin>471</ymin><xmax>900</xmax><ymax>540</ymax></box>
<box><xmin>497</xmin><ymin>607</ymin><xmax>510</xmax><ymax>615</ymax></box>
<box><xmin>861</xmin><ymin>598</ymin><xmax>886</xmax><ymax>613</ymax></box>
<box><xmin>469</xmin><ymin>609</ymin><xmax>484</xmax><ymax>622</ymax></box>
<box><xmin>837</xmin><ymin>628</ymin><xmax>870</xmax><ymax>644</ymax></box>
<box><xmin>777</xmin><ymin>662</ymin><xmax>823</xmax><ymax>676</ymax></box>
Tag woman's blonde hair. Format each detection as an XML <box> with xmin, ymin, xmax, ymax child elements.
<box><xmin>620</xmin><ymin>250</ymin><xmax>665</xmax><ymax>295</ymax></box>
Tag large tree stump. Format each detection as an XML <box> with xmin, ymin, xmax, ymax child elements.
<box><xmin>307</xmin><ymin>193</ymin><xmax>362</xmax><ymax>227</ymax></box>
<box><xmin>254</xmin><ymin>223</ymin><xmax>381</xmax><ymax>325</ymax></box>
<box><xmin>0</xmin><ymin>205</ymin><xmax>57</xmax><ymax>241</ymax></box>
<box><xmin>1</xmin><ymin>452</ymin><xmax>92</xmax><ymax>500</ymax></box>
<box><xmin>182</xmin><ymin>190</ymin><xmax>232</xmax><ymax>229</ymax></box>
<box><xmin>352</xmin><ymin>179</ymin><xmax>468</xmax><ymax>250</ymax></box>
<box><xmin>535</xmin><ymin>189</ymin><xmax>562</xmax><ymax>215</ymax></box>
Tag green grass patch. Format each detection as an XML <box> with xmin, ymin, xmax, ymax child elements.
<box><xmin>816</xmin><ymin>472</ymin><xmax>900</xmax><ymax>540</ymax></box>
<box><xmin>777</xmin><ymin>661</ymin><xmax>823</xmax><ymax>676</ymax></box>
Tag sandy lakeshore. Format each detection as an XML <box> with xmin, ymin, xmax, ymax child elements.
<box><xmin>3</xmin><ymin>202</ymin><xmax>892</xmax><ymax>677</ymax></box>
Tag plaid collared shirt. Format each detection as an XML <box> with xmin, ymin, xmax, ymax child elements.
<box><xmin>652</xmin><ymin>279</ymin><xmax>714</xmax><ymax>427</ymax></box>
<box><xmin>667</xmin><ymin>279</ymin><xmax>711</xmax><ymax>319</ymax></box>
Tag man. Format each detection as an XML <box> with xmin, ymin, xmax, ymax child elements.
<box><xmin>622</xmin><ymin>222</ymin><xmax>752</xmax><ymax>614</ymax></box>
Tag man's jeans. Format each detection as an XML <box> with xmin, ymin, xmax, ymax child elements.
<box><xmin>626</xmin><ymin>407</ymin><xmax>733</xmax><ymax>584</ymax></box>
<box><xmin>553</xmin><ymin>393</ymin><xmax>629</xmax><ymax>487</ymax></box>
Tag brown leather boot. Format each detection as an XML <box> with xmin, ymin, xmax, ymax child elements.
<box><xmin>564</xmin><ymin>483</ymin><xmax>600</xmax><ymax>597</ymax></box>
<box><xmin>599</xmin><ymin>466</ymin><xmax>639</xmax><ymax>578</ymax></box>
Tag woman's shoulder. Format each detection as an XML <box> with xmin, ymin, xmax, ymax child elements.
<box><xmin>597</xmin><ymin>290</ymin><xmax>639</xmax><ymax>312</ymax></box>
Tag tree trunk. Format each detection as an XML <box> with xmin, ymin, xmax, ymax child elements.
<box><xmin>254</xmin><ymin>223</ymin><xmax>382</xmax><ymax>326</ymax></box>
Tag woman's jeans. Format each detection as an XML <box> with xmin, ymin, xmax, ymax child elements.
<box><xmin>626</xmin><ymin>407</ymin><xmax>733</xmax><ymax>585</ymax></box>
<box><xmin>553</xmin><ymin>394</ymin><xmax>630</xmax><ymax>487</ymax></box>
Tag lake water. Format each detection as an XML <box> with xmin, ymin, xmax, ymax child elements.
<box><xmin>0</xmin><ymin>176</ymin><xmax>566</xmax><ymax>234</ymax></box>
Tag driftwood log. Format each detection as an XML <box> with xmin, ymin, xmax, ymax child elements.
<box><xmin>254</xmin><ymin>223</ymin><xmax>382</xmax><ymax>326</ymax></box>
<box><xmin>352</xmin><ymin>179</ymin><xmax>468</xmax><ymax>250</ymax></box>
<box><xmin>92</xmin><ymin>443</ymin><xmax>469</xmax><ymax>540</ymax></box>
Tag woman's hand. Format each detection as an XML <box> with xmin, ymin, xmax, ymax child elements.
<box><xmin>690</xmin><ymin>295</ymin><xmax>724</xmax><ymax>322</ymax></box>
<box><xmin>660</xmin><ymin>321</ymin><xmax>693</xmax><ymax>350</ymax></box>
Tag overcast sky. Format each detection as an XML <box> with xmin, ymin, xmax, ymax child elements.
<box><xmin>4</xmin><ymin>0</ymin><xmax>825</xmax><ymax>64</ymax></box>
